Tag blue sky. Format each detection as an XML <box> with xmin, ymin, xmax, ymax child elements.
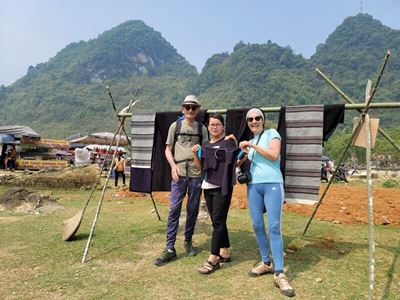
<box><xmin>1</xmin><ymin>0</ymin><xmax>399</xmax><ymax>86</ymax></box>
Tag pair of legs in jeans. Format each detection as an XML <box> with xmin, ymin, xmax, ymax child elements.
<box><xmin>166</xmin><ymin>176</ymin><xmax>201</xmax><ymax>251</ymax></box>
<box><xmin>203</xmin><ymin>187</ymin><xmax>233</xmax><ymax>257</ymax></box>
<box><xmin>247</xmin><ymin>182</ymin><xmax>284</xmax><ymax>272</ymax></box>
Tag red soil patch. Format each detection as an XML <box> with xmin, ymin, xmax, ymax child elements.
<box><xmin>119</xmin><ymin>184</ymin><xmax>400</xmax><ymax>225</ymax></box>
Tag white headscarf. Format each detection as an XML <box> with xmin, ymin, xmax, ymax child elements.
<box><xmin>246</xmin><ymin>108</ymin><xmax>264</xmax><ymax>121</ymax></box>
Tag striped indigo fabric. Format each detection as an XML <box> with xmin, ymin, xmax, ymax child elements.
<box><xmin>131</xmin><ymin>113</ymin><xmax>156</xmax><ymax>168</ymax></box>
<box><xmin>284</xmin><ymin>105</ymin><xmax>323</xmax><ymax>205</ymax></box>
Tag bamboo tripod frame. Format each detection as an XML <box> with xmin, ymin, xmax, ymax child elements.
<box><xmin>81</xmin><ymin>88</ymin><xmax>161</xmax><ymax>263</ymax></box>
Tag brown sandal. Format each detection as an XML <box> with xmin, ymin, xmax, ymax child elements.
<box><xmin>198</xmin><ymin>260</ymin><xmax>220</xmax><ymax>275</ymax></box>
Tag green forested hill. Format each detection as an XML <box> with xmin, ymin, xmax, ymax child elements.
<box><xmin>0</xmin><ymin>20</ymin><xmax>197</xmax><ymax>137</ymax></box>
<box><xmin>0</xmin><ymin>14</ymin><xmax>399</xmax><ymax>138</ymax></box>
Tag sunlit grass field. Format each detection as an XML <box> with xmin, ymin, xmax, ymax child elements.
<box><xmin>0</xmin><ymin>185</ymin><xmax>399</xmax><ymax>299</ymax></box>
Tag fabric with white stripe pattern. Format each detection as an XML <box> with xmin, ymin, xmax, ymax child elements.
<box><xmin>284</xmin><ymin>105</ymin><xmax>323</xmax><ymax>205</ymax></box>
<box><xmin>131</xmin><ymin>113</ymin><xmax>155</xmax><ymax>168</ymax></box>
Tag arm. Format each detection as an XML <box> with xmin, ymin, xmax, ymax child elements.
<box><xmin>239</xmin><ymin>138</ymin><xmax>281</xmax><ymax>161</ymax></box>
<box><xmin>236</xmin><ymin>155</ymin><xmax>248</xmax><ymax>168</ymax></box>
<box><xmin>165</xmin><ymin>144</ymin><xmax>180</xmax><ymax>182</ymax></box>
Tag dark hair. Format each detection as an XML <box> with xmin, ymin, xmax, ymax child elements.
<box><xmin>207</xmin><ymin>113</ymin><xmax>224</xmax><ymax>126</ymax></box>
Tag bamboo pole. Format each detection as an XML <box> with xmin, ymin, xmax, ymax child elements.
<box><xmin>316</xmin><ymin>67</ymin><xmax>400</xmax><ymax>154</ymax></box>
<box><xmin>82</xmin><ymin>97</ymin><xmax>139</xmax><ymax>263</ymax></box>
<box><xmin>365</xmin><ymin>50</ymin><xmax>391</xmax><ymax>111</ymax></box>
<box><xmin>364</xmin><ymin>80</ymin><xmax>376</xmax><ymax>300</ymax></box>
<box><xmin>106</xmin><ymin>85</ymin><xmax>132</xmax><ymax>147</ymax></box>
<box><xmin>366</xmin><ymin>112</ymin><xmax>375</xmax><ymax>300</ymax></box>
<box><xmin>118</xmin><ymin>102</ymin><xmax>400</xmax><ymax>118</ymax></box>
<box><xmin>150</xmin><ymin>194</ymin><xmax>161</xmax><ymax>221</ymax></box>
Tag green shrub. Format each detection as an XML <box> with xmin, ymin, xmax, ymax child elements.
<box><xmin>382</xmin><ymin>179</ymin><xmax>398</xmax><ymax>188</ymax></box>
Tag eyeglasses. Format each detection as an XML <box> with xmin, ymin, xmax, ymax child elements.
<box><xmin>209</xmin><ymin>123</ymin><xmax>223</xmax><ymax>128</ymax></box>
<box><xmin>247</xmin><ymin>116</ymin><xmax>262</xmax><ymax>122</ymax></box>
<box><xmin>183</xmin><ymin>105</ymin><xmax>199</xmax><ymax>111</ymax></box>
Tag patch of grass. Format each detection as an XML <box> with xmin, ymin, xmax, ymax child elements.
<box><xmin>1</xmin><ymin>186</ymin><xmax>400</xmax><ymax>299</ymax></box>
<box><xmin>382</xmin><ymin>179</ymin><xmax>399</xmax><ymax>188</ymax></box>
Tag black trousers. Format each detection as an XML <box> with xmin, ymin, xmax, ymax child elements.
<box><xmin>203</xmin><ymin>187</ymin><xmax>233</xmax><ymax>256</ymax></box>
<box><xmin>115</xmin><ymin>170</ymin><xmax>125</xmax><ymax>187</ymax></box>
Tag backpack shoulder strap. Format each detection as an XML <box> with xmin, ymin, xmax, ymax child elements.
<box><xmin>172</xmin><ymin>120</ymin><xmax>182</xmax><ymax>153</ymax></box>
<box><xmin>197</xmin><ymin>121</ymin><xmax>203</xmax><ymax>145</ymax></box>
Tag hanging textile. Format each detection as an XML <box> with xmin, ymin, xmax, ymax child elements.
<box><xmin>281</xmin><ymin>105</ymin><xmax>324</xmax><ymax>205</ymax></box>
<box><xmin>130</xmin><ymin>113</ymin><xmax>156</xmax><ymax>193</ymax></box>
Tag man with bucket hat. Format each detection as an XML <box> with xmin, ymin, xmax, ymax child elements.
<box><xmin>154</xmin><ymin>95</ymin><xmax>209</xmax><ymax>266</ymax></box>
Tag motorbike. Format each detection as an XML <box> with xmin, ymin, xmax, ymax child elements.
<box><xmin>333</xmin><ymin>164</ymin><xmax>348</xmax><ymax>183</ymax></box>
<box><xmin>321</xmin><ymin>162</ymin><xmax>333</xmax><ymax>182</ymax></box>
<box><xmin>321</xmin><ymin>163</ymin><xmax>357</xmax><ymax>183</ymax></box>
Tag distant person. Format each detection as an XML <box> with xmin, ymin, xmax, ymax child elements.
<box><xmin>7</xmin><ymin>145</ymin><xmax>17</xmax><ymax>171</ymax></box>
<box><xmin>192</xmin><ymin>113</ymin><xmax>239</xmax><ymax>274</ymax></box>
<box><xmin>154</xmin><ymin>95</ymin><xmax>208</xmax><ymax>266</ymax></box>
<box><xmin>113</xmin><ymin>153</ymin><xmax>126</xmax><ymax>188</ymax></box>
<box><xmin>238</xmin><ymin>108</ymin><xmax>295</xmax><ymax>297</ymax></box>
<box><xmin>0</xmin><ymin>144</ymin><xmax>6</xmax><ymax>169</ymax></box>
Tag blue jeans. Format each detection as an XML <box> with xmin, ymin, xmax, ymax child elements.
<box><xmin>247</xmin><ymin>183</ymin><xmax>284</xmax><ymax>272</ymax></box>
<box><xmin>166</xmin><ymin>177</ymin><xmax>201</xmax><ymax>250</ymax></box>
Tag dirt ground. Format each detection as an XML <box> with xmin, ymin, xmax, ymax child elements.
<box><xmin>1</xmin><ymin>168</ymin><xmax>399</xmax><ymax>225</ymax></box>
<box><xmin>0</xmin><ymin>187</ymin><xmax>63</xmax><ymax>213</ymax></box>
<box><xmin>0</xmin><ymin>165</ymin><xmax>100</xmax><ymax>189</ymax></box>
<box><xmin>150</xmin><ymin>183</ymin><xmax>400</xmax><ymax>225</ymax></box>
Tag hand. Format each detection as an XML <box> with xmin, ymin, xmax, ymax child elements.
<box><xmin>171</xmin><ymin>165</ymin><xmax>180</xmax><ymax>182</ymax></box>
<box><xmin>239</xmin><ymin>141</ymin><xmax>251</xmax><ymax>154</ymax></box>
<box><xmin>224</xmin><ymin>134</ymin><xmax>237</xmax><ymax>142</ymax></box>
<box><xmin>192</xmin><ymin>144</ymin><xmax>200</xmax><ymax>154</ymax></box>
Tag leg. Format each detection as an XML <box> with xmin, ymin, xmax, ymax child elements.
<box><xmin>219</xmin><ymin>187</ymin><xmax>233</xmax><ymax>250</ymax></box>
<box><xmin>122</xmin><ymin>172</ymin><xmax>126</xmax><ymax>185</ymax></box>
<box><xmin>166</xmin><ymin>178</ymin><xmax>187</xmax><ymax>250</ymax></box>
<box><xmin>264</xmin><ymin>183</ymin><xmax>284</xmax><ymax>272</ymax></box>
<box><xmin>204</xmin><ymin>188</ymin><xmax>214</xmax><ymax>224</ymax></box>
<box><xmin>204</xmin><ymin>188</ymin><xmax>222</xmax><ymax>256</ymax></box>
<box><xmin>114</xmin><ymin>171</ymin><xmax>119</xmax><ymax>187</ymax></box>
<box><xmin>209</xmin><ymin>187</ymin><xmax>232</xmax><ymax>255</ymax></box>
<box><xmin>184</xmin><ymin>177</ymin><xmax>201</xmax><ymax>242</ymax></box>
<box><xmin>247</xmin><ymin>183</ymin><xmax>271</xmax><ymax>264</ymax></box>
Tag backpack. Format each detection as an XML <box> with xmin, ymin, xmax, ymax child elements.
<box><xmin>172</xmin><ymin>118</ymin><xmax>203</xmax><ymax>154</ymax></box>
